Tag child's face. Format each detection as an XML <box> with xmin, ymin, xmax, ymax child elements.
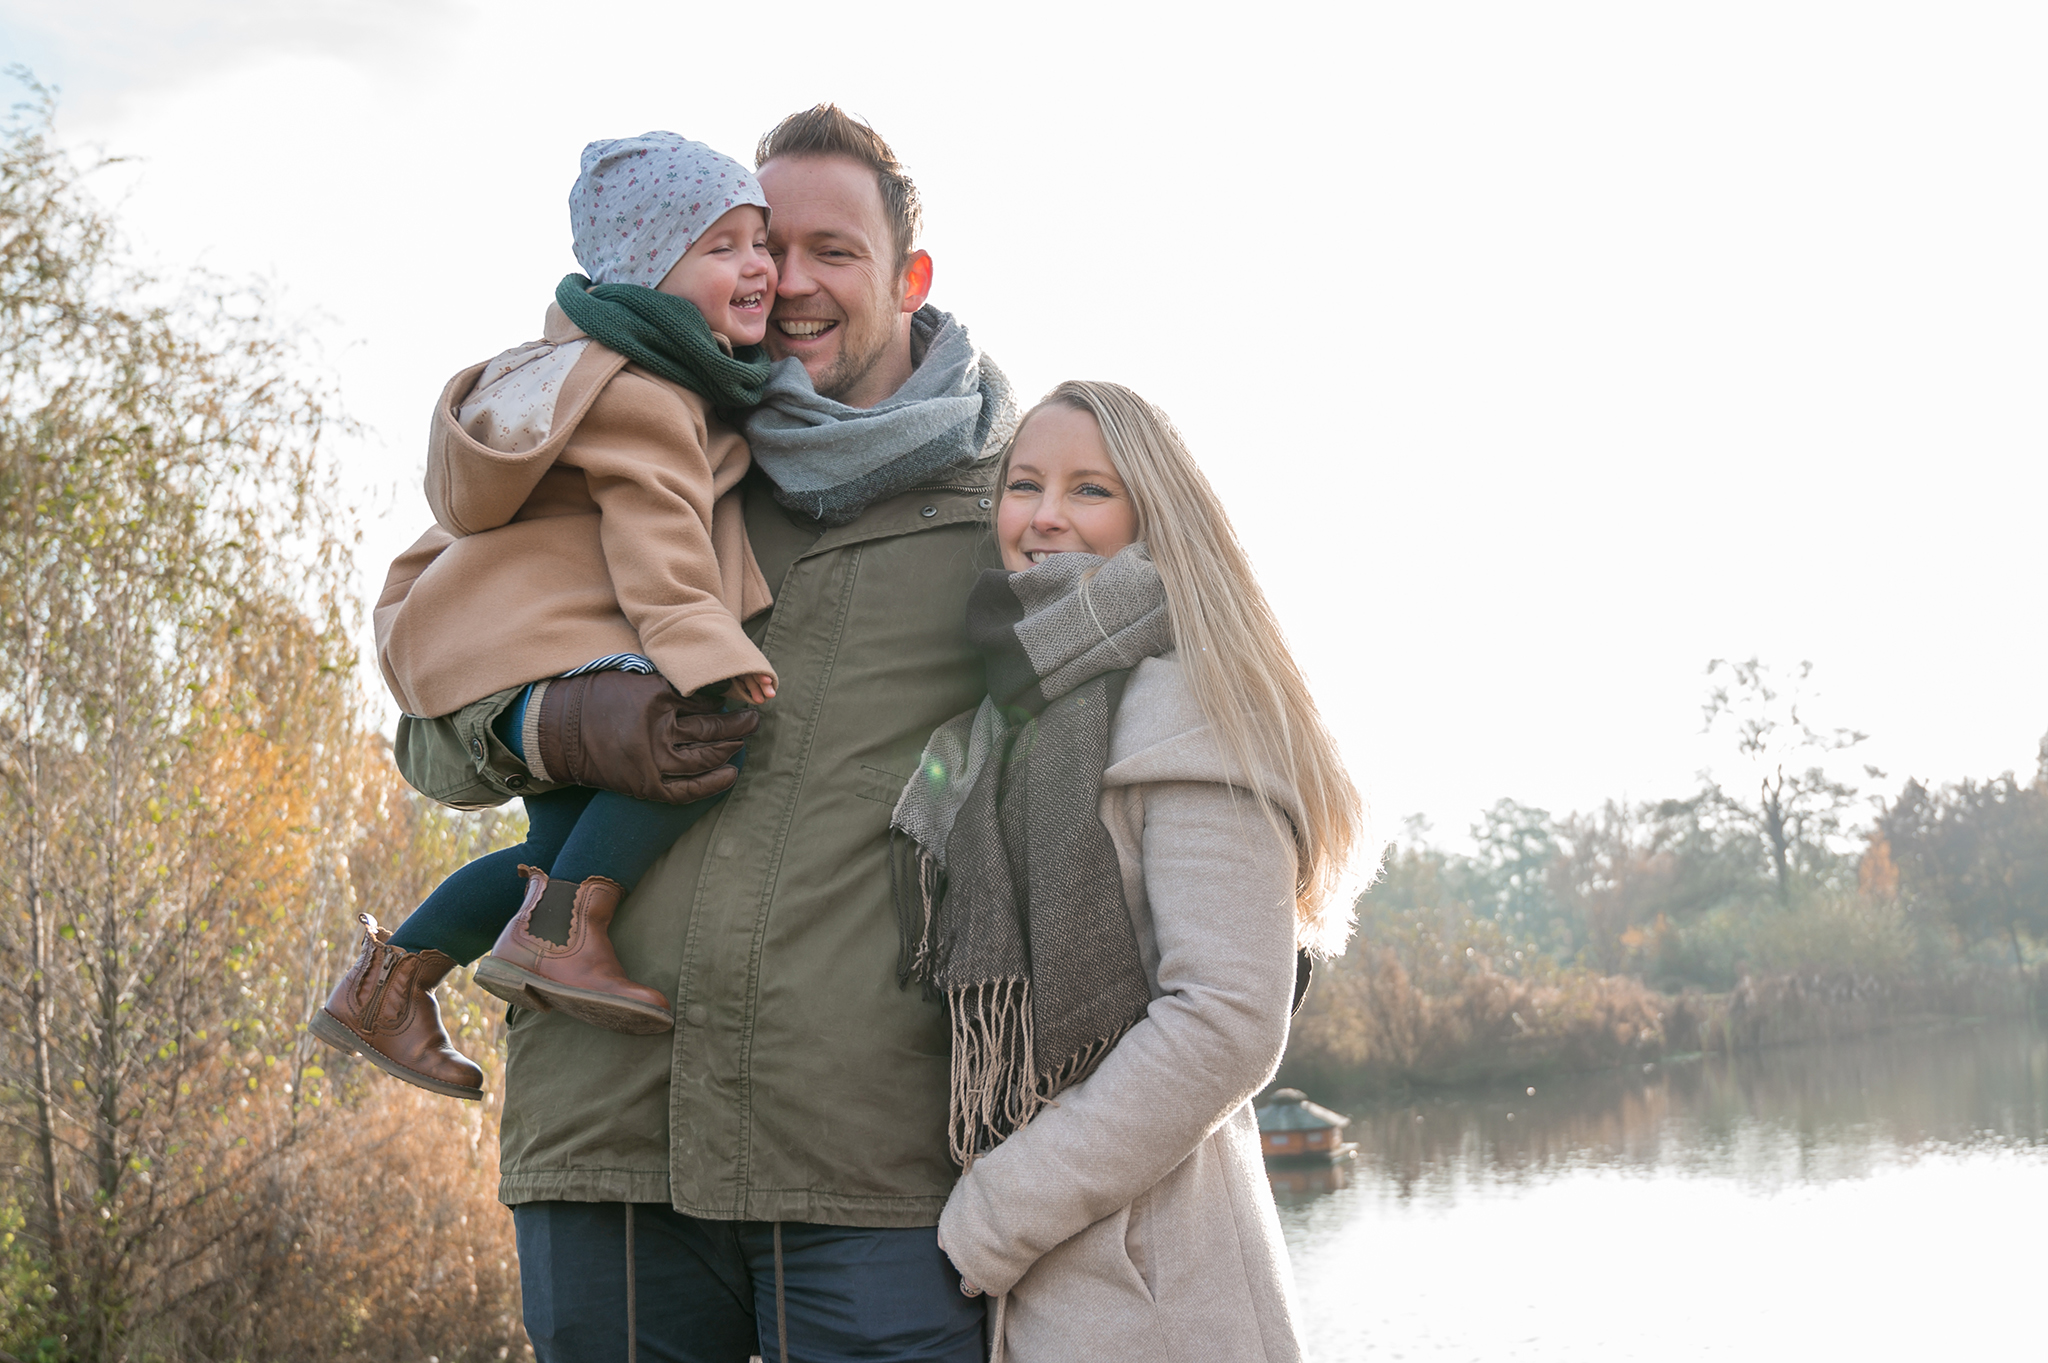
<box><xmin>997</xmin><ymin>404</ymin><xmax>1139</xmax><ymax>573</ymax></box>
<box><xmin>656</xmin><ymin>206</ymin><xmax>775</xmax><ymax>346</ymax></box>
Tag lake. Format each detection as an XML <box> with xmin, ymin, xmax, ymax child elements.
<box><xmin>1273</xmin><ymin>1018</ymin><xmax>2048</xmax><ymax>1361</ymax></box>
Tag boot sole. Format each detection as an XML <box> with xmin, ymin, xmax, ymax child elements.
<box><xmin>473</xmin><ymin>957</ymin><xmax>675</xmax><ymax>1035</ymax></box>
<box><xmin>309</xmin><ymin>1009</ymin><xmax>484</xmax><ymax>1101</ymax></box>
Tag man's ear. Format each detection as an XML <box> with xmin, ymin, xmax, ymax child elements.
<box><xmin>900</xmin><ymin>250</ymin><xmax>934</xmax><ymax>314</ymax></box>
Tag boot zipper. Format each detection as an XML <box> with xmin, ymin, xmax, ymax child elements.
<box><xmin>365</xmin><ymin>950</ymin><xmax>399</xmax><ymax>1027</ymax></box>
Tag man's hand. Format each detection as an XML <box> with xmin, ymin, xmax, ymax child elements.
<box><xmin>532</xmin><ymin>671</ymin><xmax>760</xmax><ymax>803</ymax></box>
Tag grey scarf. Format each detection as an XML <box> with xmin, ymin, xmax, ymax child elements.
<box><xmin>744</xmin><ymin>305</ymin><xmax>1017</xmax><ymax>526</ymax></box>
<box><xmin>891</xmin><ymin>546</ymin><xmax>1174</xmax><ymax>1167</ymax></box>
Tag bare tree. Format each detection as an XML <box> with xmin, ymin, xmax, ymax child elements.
<box><xmin>1700</xmin><ymin>658</ymin><xmax>1874</xmax><ymax>905</ymax></box>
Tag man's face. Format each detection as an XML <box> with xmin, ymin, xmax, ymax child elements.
<box><xmin>759</xmin><ymin>155</ymin><xmax>922</xmax><ymax>406</ymax></box>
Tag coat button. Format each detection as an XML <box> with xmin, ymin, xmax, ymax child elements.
<box><xmin>504</xmin><ymin>773</ymin><xmax>526</xmax><ymax>790</ymax></box>
<box><xmin>920</xmin><ymin>505</ymin><xmax>938</xmax><ymax>517</ymax></box>
<box><xmin>685</xmin><ymin>1005</ymin><xmax>710</xmax><ymax>1027</ymax></box>
<box><xmin>469</xmin><ymin>737</ymin><xmax>486</xmax><ymax>759</ymax></box>
<box><xmin>978</xmin><ymin>498</ymin><xmax>992</xmax><ymax>509</ymax></box>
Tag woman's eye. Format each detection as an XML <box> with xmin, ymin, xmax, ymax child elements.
<box><xmin>1005</xmin><ymin>480</ymin><xmax>1040</xmax><ymax>494</ymax></box>
<box><xmin>1076</xmin><ymin>484</ymin><xmax>1112</xmax><ymax>498</ymax></box>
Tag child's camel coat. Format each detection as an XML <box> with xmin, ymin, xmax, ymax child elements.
<box><xmin>376</xmin><ymin>305</ymin><xmax>773</xmax><ymax>719</ymax></box>
<box><xmin>939</xmin><ymin>654</ymin><xmax>1307</xmax><ymax>1362</ymax></box>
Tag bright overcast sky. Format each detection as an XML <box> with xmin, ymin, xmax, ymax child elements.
<box><xmin>6</xmin><ymin>0</ymin><xmax>2044</xmax><ymax>850</ymax></box>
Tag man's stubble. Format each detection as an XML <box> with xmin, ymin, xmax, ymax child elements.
<box><xmin>807</xmin><ymin>307</ymin><xmax>903</xmax><ymax>405</ymax></box>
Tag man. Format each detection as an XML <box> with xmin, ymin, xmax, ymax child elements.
<box><xmin>415</xmin><ymin>107</ymin><xmax>1015</xmax><ymax>1361</ymax></box>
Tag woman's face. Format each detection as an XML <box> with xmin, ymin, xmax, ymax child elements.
<box><xmin>996</xmin><ymin>404</ymin><xmax>1139</xmax><ymax>572</ymax></box>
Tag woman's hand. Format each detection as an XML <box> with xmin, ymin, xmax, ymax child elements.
<box><xmin>937</xmin><ymin>1227</ymin><xmax>982</xmax><ymax>1297</ymax></box>
<box><xmin>728</xmin><ymin>672</ymin><xmax>777</xmax><ymax>706</ymax></box>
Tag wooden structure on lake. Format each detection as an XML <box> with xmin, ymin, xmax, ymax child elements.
<box><xmin>1256</xmin><ymin>1088</ymin><xmax>1354</xmax><ymax>1164</ymax></box>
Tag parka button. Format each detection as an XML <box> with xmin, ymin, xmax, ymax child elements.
<box><xmin>685</xmin><ymin>1005</ymin><xmax>709</xmax><ymax>1027</ymax></box>
<box><xmin>920</xmin><ymin>505</ymin><xmax>938</xmax><ymax>518</ymax></box>
<box><xmin>469</xmin><ymin>738</ymin><xmax>486</xmax><ymax>759</ymax></box>
<box><xmin>504</xmin><ymin>773</ymin><xmax>526</xmax><ymax>790</ymax></box>
<box><xmin>977</xmin><ymin>498</ymin><xmax>992</xmax><ymax>509</ymax></box>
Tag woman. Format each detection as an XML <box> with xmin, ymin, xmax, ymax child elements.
<box><xmin>893</xmin><ymin>380</ymin><xmax>1364</xmax><ymax>1360</ymax></box>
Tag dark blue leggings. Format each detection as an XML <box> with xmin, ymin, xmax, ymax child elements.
<box><xmin>389</xmin><ymin>692</ymin><xmax>725</xmax><ymax>963</ymax></box>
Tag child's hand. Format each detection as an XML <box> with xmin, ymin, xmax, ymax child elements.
<box><xmin>729</xmin><ymin>672</ymin><xmax>776</xmax><ymax>706</ymax></box>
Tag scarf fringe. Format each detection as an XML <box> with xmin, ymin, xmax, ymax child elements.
<box><xmin>1034</xmin><ymin>1030</ymin><xmax>1120</xmax><ymax>1100</ymax></box>
<box><xmin>948</xmin><ymin>977</ymin><xmax>1147</xmax><ymax>1170</ymax></box>
<box><xmin>949</xmin><ymin>977</ymin><xmax>1036</xmax><ymax>1170</ymax></box>
<box><xmin>890</xmin><ymin>831</ymin><xmax>947</xmax><ymax>999</ymax></box>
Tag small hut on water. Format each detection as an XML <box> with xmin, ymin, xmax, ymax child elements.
<box><xmin>1256</xmin><ymin>1088</ymin><xmax>1354</xmax><ymax>1163</ymax></box>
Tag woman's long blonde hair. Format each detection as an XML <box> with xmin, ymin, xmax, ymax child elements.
<box><xmin>999</xmin><ymin>381</ymin><xmax>1365</xmax><ymax>955</ymax></box>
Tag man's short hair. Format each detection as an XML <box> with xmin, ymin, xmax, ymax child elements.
<box><xmin>756</xmin><ymin>104</ymin><xmax>922</xmax><ymax>271</ymax></box>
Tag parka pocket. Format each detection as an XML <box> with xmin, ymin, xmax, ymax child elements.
<box><xmin>856</xmin><ymin>764</ymin><xmax>910</xmax><ymax>805</ymax></box>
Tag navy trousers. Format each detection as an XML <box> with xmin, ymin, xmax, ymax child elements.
<box><xmin>513</xmin><ymin>1202</ymin><xmax>986</xmax><ymax>1363</ymax></box>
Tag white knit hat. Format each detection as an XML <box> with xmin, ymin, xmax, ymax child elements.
<box><xmin>568</xmin><ymin>133</ymin><xmax>769</xmax><ymax>286</ymax></box>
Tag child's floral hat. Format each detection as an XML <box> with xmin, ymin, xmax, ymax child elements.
<box><xmin>569</xmin><ymin>132</ymin><xmax>769</xmax><ymax>286</ymax></box>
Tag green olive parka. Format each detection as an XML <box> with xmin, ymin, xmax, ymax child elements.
<box><xmin>492</xmin><ymin>465</ymin><xmax>997</xmax><ymax>1225</ymax></box>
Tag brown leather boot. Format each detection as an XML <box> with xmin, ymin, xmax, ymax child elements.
<box><xmin>473</xmin><ymin>867</ymin><xmax>674</xmax><ymax>1035</ymax></box>
<box><xmin>310</xmin><ymin>914</ymin><xmax>484</xmax><ymax>1100</ymax></box>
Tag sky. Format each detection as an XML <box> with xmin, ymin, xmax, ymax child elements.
<box><xmin>4</xmin><ymin>0</ymin><xmax>2043</xmax><ymax>852</ymax></box>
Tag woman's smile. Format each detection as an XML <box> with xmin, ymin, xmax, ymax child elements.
<box><xmin>998</xmin><ymin>404</ymin><xmax>1139</xmax><ymax>572</ymax></box>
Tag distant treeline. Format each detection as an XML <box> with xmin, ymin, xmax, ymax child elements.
<box><xmin>1281</xmin><ymin>663</ymin><xmax>2048</xmax><ymax>1094</ymax></box>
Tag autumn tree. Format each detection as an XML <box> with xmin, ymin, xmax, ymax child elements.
<box><xmin>0</xmin><ymin>78</ymin><xmax>526</xmax><ymax>1361</ymax></box>
<box><xmin>1876</xmin><ymin>746</ymin><xmax>2048</xmax><ymax>970</ymax></box>
<box><xmin>1466</xmin><ymin>799</ymin><xmax>1561</xmax><ymax>935</ymax></box>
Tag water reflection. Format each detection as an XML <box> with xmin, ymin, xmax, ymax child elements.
<box><xmin>1272</xmin><ymin>1020</ymin><xmax>2048</xmax><ymax>1362</ymax></box>
<box><xmin>1275</xmin><ymin>1017</ymin><xmax>2048</xmax><ymax>1206</ymax></box>
<box><xmin>1266</xmin><ymin>1159</ymin><xmax>1353</xmax><ymax>1199</ymax></box>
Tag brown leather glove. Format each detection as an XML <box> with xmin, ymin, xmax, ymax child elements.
<box><xmin>531</xmin><ymin>671</ymin><xmax>759</xmax><ymax>804</ymax></box>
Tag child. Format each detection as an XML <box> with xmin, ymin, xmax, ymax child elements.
<box><xmin>312</xmin><ymin>133</ymin><xmax>782</xmax><ymax>1100</ymax></box>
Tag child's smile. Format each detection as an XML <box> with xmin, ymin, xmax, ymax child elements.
<box><xmin>656</xmin><ymin>204</ymin><xmax>777</xmax><ymax>347</ymax></box>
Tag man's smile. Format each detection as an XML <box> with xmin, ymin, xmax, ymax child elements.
<box><xmin>776</xmin><ymin>318</ymin><xmax>838</xmax><ymax>339</ymax></box>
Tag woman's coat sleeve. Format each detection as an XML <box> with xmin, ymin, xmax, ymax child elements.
<box><xmin>937</xmin><ymin>778</ymin><xmax>1299</xmax><ymax>1296</ymax></box>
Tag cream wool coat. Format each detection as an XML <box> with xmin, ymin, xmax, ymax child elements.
<box><xmin>938</xmin><ymin>653</ymin><xmax>1306</xmax><ymax>1363</ymax></box>
<box><xmin>376</xmin><ymin>304</ymin><xmax>773</xmax><ymax>719</ymax></box>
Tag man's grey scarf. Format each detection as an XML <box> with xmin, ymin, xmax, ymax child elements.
<box><xmin>745</xmin><ymin>305</ymin><xmax>1017</xmax><ymax>526</ymax></box>
<box><xmin>891</xmin><ymin>546</ymin><xmax>1173</xmax><ymax>1167</ymax></box>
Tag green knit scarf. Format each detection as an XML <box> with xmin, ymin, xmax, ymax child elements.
<box><xmin>555</xmin><ymin>273</ymin><xmax>773</xmax><ymax>412</ymax></box>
